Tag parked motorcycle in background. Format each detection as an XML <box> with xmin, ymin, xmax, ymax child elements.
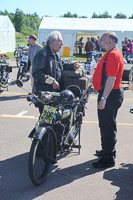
<box><xmin>14</xmin><ymin>44</ymin><xmax>24</xmax><ymax>67</ymax></box>
<box><xmin>0</xmin><ymin>55</ymin><xmax>12</xmax><ymax>90</ymax></box>
<box><xmin>16</xmin><ymin>46</ymin><xmax>30</xmax><ymax>82</ymax></box>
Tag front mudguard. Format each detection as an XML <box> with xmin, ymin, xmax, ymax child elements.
<box><xmin>30</xmin><ymin>127</ymin><xmax>48</xmax><ymax>140</ymax></box>
<box><xmin>28</xmin><ymin>126</ymin><xmax>55</xmax><ymax>140</ymax></box>
<box><xmin>28</xmin><ymin>126</ymin><xmax>57</xmax><ymax>162</ymax></box>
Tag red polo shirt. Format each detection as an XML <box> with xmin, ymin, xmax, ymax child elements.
<box><xmin>92</xmin><ymin>47</ymin><xmax>124</xmax><ymax>91</ymax></box>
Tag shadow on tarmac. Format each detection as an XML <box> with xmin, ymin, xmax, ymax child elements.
<box><xmin>0</xmin><ymin>95</ymin><xmax>27</xmax><ymax>101</ymax></box>
<box><xmin>0</xmin><ymin>152</ymin><xmax>103</xmax><ymax>200</ymax></box>
<box><xmin>104</xmin><ymin>163</ymin><xmax>133</xmax><ymax>200</ymax></box>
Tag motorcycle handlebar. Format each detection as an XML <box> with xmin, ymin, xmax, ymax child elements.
<box><xmin>27</xmin><ymin>93</ymin><xmax>87</xmax><ymax>107</ymax></box>
<box><xmin>16</xmin><ymin>79</ymin><xmax>90</xmax><ymax>107</ymax></box>
<box><xmin>27</xmin><ymin>88</ymin><xmax>87</xmax><ymax>106</ymax></box>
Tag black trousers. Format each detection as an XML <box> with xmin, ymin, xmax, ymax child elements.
<box><xmin>97</xmin><ymin>88</ymin><xmax>124</xmax><ymax>157</ymax></box>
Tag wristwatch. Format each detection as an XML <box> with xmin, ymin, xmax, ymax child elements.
<box><xmin>101</xmin><ymin>96</ymin><xmax>106</xmax><ymax>100</ymax></box>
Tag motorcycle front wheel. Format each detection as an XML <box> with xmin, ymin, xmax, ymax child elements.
<box><xmin>17</xmin><ymin>66</ymin><xmax>29</xmax><ymax>82</ymax></box>
<box><xmin>28</xmin><ymin>130</ymin><xmax>56</xmax><ymax>186</ymax></box>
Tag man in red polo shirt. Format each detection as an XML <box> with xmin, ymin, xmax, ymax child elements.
<box><xmin>92</xmin><ymin>32</ymin><xmax>124</xmax><ymax>168</ymax></box>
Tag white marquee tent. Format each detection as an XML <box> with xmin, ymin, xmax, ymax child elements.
<box><xmin>0</xmin><ymin>16</ymin><xmax>15</xmax><ymax>53</ymax></box>
<box><xmin>39</xmin><ymin>17</ymin><xmax>133</xmax><ymax>56</ymax></box>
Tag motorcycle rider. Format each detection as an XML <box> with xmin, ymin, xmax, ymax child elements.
<box><xmin>32</xmin><ymin>31</ymin><xmax>79</xmax><ymax>113</ymax></box>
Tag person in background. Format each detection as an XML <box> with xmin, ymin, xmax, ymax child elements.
<box><xmin>78</xmin><ymin>37</ymin><xmax>83</xmax><ymax>56</ymax></box>
<box><xmin>124</xmin><ymin>39</ymin><xmax>131</xmax><ymax>60</ymax></box>
<box><xmin>95</xmin><ymin>36</ymin><xmax>101</xmax><ymax>52</ymax></box>
<box><xmin>32</xmin><ymin>31</ymin><xmax>79</xmax><ymax>113</ymax></box>
<box><xmin>121</xmin><ymin>37</ymin><xmax>128</xmax><ymax>57</ymax></box>
<box><xmin>85</xmin><ymin>37</ymin><xmax>93</xmax><ymax>59</ymax></box>
<box><xmin>92</xmin><ymin>32</ymin><xmax>124</xmax><ymax>168</ymax></box>
<box><xmin>127</xmin><ymin>39</ymin><xmax>133</xmax><ymax>58</ymax></box>
<box><xmin>28</xmin><ymin>34</ymin><xmax>42</xmax><ymax>90</ymax></box>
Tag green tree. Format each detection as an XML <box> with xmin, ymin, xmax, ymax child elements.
<box><xmin>92</xmin><ymin>11</ymin><xmax>111</xmax><ymax>18</ymax></box>
<box><xmin>4</xmin><ymin>9</ymin><xmax>9</xmax><ymax>16</ymax></box>
<box><xmin>129</xmin><ymin>14</ymin><xmax>133</xmax><ymax>19</ymax></box>
<box><xmin>99</xmin><ymin>11</ymin><xmax>112</xmax><ymax>18</ymax></box>
<box><xmin>79</xmin><ymin>16</ymin><xmax>87</xmax><ymax>18</ymax></box>
<box><xmin>29</xmin><ymin>16</ymin><xmax>37</xmax><ymax>30</ymax></box>
<box><xmin>62</xmin><ymin>12</ymin><xmax>78</xmax><ymax>18</ymax></box>
<box><xmin>115</xmin><ymin>13</ymin><xmax>127</xmax><ymax>18</ymax></box>
<box><xmin>32</xmin><ymin>13</ymin><xmax>41</xmax><ymax>29</ymax></box>
<box><xmin>14</xmin><ymin>8</ymin><xmax>24</xmax><ymax>32</ymax></box>
<box><xmin>0</xmin><ymin>9</ymin><xmax>42</xmax><ymax>36</ymax></box>
<box><xmin>8</xmin><ymin>13</ymin><xmax>15</xmax><ymax>25</ymax></box>
<box><xmin>92</xmin><ymin>12</ymin><xmax>99</xmax><ymax>18</ymax></box>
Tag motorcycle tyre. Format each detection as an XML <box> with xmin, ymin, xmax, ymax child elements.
<box><xmin>17</xmin><ymin>66</ymin><xmax>30</xmax><ymax>82</ymax></box>
<box><xmin>73</xmin><ymin>121</ymin><xmax>81</xmax><ymax>145</ymax></box>
<box><xmin>17</xmin><ymin>67</ymin><xmax>22</xmax><ymax>80</ymax></box>
<box><xmin>28</xmin><ymin>131</ymin><xmax>56</xmax><ymax>186</ymax></box>
<box><xmin>16</xmin><ymin>56</ymin><xmax>21</xmax><ymax>67</ymax></box>
<box><xmin>22</xmin><ymin>73</ymin><xmax>30</xmax><ymax>82</ymax></box>
<box><xmin>14</xmin><ymin>50</ymin><xmax>19</xmax><ymax>67</ymax></box>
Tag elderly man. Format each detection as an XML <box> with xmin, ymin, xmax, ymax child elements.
<box><xmin>32</xmin><ymin>31</ymin><xmax>79</xmax><ymax>112</ymax></box>
<box><xmin>28</xmin><ymin>34</ymin><xmax>42</xmax><ymax>89</ymax></box>
<box><xmin>92</xmin><ymin>32</ymin><xmax>124</xmax><ymax>168</ymax></box>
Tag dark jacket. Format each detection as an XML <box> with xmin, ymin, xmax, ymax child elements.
<box><xmin>32</xmin><ymin>44</ymin><xmax>75</xmax><ymax>93</ymax></box>
<box><xmin>85</xmin><ymin>41</ymin><xmax>93</xmax><ymax>52</ymax></box>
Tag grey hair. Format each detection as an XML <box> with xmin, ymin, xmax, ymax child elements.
<box><xmin>108</xmin><ymin>32</ymin><xmax>118</xmax><ymax>44</ymax></box>
<box><xmin>47</xmin><ymin>31</ymin><xmax>62</xmax><ymax>44</ymax></box>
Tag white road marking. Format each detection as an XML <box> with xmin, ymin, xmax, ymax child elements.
<box><xmin>0</xmin><ymin>114</ymin><xmax>133</xmax><ymax>125</ymax></box>
<box><xmin>16</xmin><ymin>111</ymin><xmax>28</xmax><ymax>116</ymax></box>
<box><xmin>1</xmin><ymin>114</ymin><xmax>37</xmax><ymax>119</ymax></box>
<box><xmin>1</xmin><ymin>111</ymin><xmax>35</xmax><ymax>119</ymax></box>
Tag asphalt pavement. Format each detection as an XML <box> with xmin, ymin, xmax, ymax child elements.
<box><xmin>0</xmin><ymin>59</ymin><xmax>133</xmax><ymax>200</ymax></box>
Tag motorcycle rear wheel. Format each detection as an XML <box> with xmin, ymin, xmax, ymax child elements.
<box><xmin>71</xmin><ymin>120</ymin><xmax>81</xmax><ymax>154</ymax></box>
<box><xmin>73</xmin><ymin>121</ymin><xmax>81</xmax><ymax>145</ymax></box>
<box><xmin>28</xmin><ymin>131</ymin><xmax>56</xmax><ymax>186</ymax></box>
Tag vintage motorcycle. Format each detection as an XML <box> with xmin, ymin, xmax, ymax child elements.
<box><xmin>14</xmin><ymin>44</ymin><xmax>24</xmax><ymax>67</ymax></box>
<box><xmin>0</xmin><ymin>55</ymin><xmax>12</xmax><ymax>90</ymax></box>
<box><xmin>16</xmin><ymin>79</ymin><xmax>91</xmax><ymax>186</ymax></box>
<box><xmin>16</xmin><ymin>49</ymin><xmax>30</xmax><ymax>82</ymax></box>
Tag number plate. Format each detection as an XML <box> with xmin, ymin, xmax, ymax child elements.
<box><xmin>21</xmin><ymin>55</ymin><xmax>28</xmax><ymax>63</ymax></box>
<box><xmin>40</xmin><ymin>105</ymin><xmax>56</xmax><ymax>124</ymax></box>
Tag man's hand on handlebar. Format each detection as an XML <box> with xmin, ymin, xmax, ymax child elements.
<box><xmin>53</xmin><ymin>80</ymin><xmax>60</xmax><ymax>90</ymax></box>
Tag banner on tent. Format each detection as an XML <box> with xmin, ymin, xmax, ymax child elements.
<box><xmin>63</xmin><ymin>46</ymin><xmax>70</xmax><ymax>57</ymax></box>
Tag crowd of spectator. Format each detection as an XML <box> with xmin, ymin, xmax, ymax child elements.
<box><xmin>84</xmin><ymin>36</ymin><xmax>101</xmax><ymax>58</ymax></box>
<box><xmin>75</xmin><ymin>36</ymin><xmax>101</xmax><ymax>57</ymax></box>
<box><xmin>122</xmin><ymin>37</ymin><xmax>133</xmax><ymax>60</ymax></box>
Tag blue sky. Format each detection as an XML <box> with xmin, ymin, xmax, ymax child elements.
<box><xmin>1</xmin><ymin>0</ymin><xmax>133</xmax><ymax>18</ymax></box>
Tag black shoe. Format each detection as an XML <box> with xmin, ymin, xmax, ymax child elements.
<box><xmin>95</xmin><ymin>150</ymin><xmax>104</xmax><ymax>157</ymax></box>
<box><xmin>95</xmin><ymin>150</ymin><xmax>116</xmax><ymax>158</ymax></box>
<box><xmin>92</xmin><ymin>158</ymin><xmax>115</xmax><ymax>168</ymax></box>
